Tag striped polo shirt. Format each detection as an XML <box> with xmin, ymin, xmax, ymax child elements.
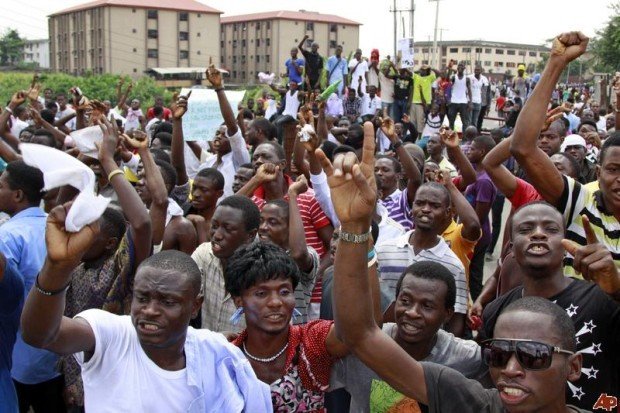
<box><xmin>376</xmin><ymin>230</ymin><xmax>468</xmax><ymax>314</ymax></box>
<box><xmin>379</xmin><ymin>188</ymin><xmax>413</xmax><ymax>230</ymax></box>
<box><xmin>558</xmin><ymin>176</ymin><xmax>619</xmax><ymax>279</ymax></box>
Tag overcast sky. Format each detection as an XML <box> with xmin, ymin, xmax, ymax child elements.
<box><xmin>2</xmin><ymin>0</ymin><xmax>613</xmax><ymax>56</ymax></box>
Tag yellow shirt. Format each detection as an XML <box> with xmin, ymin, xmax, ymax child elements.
<box><xmin>442</xmin><ymin>220</ymin><xmax>479</xmax><ymax>283</ymax></box>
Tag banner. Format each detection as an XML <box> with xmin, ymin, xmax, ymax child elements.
<box><xmin>398</xmin><ymin>38</ymin><xmax>415</xmax><ymax>69</ymax></box>
<box><xmin>180</xmin><ymin>88</ymin><xmax>246</xmax><ymax>141</ymax></box>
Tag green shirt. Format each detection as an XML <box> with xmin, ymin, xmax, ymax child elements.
<box><xmin>412</xmin><ymin>72</ymin><xmax>436</xmax><ymax>104</ymax></box>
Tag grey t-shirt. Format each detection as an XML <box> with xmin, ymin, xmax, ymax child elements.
<box><xmin>330</xmin><ymin>324</ymin><xmax>485</xmax><ymax>412</ymax></box>
<box><xmin>423</xmin><ymin>363</ymin><xmax>591</xmax><ymax>413</ymax></box>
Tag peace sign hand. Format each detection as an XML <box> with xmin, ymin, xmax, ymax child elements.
<box><xmin>561</xmin><ymin>215</ymin><xmax>620</xmax><ymax>295</ymax></box>
<box><xmin>316</xmin><ymin>121</ymin><xmax>377</xmax><ymax>226</ymax></box>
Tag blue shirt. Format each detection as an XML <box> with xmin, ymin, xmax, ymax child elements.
<box><xmin>0</xmin><ymin>207</ymin><xmax>60</xmax><ymax>384</ymax></box>
<box><xmin>0</xmin><ymin>259</ymin><xmax>23</xmax><ymax>413</ymax></box>
<box><xmin>285</xmin><ymin>58</ymin><xmax>304</xmax><ymax>84</ymax></box>
<box><xmin>327</xmin><ymin>55</ymin><xmax>348</xmax><ymax>84</ymax></box>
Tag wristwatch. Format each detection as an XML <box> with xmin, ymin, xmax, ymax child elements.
<box><xmin>339</xmin><ymin>230</ymin><xmax>371</xmax><ymax>244</ymax></box>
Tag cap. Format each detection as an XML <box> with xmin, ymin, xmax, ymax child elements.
<box><xmin>560</xmin><ymin>134</ymin><xmax>587</xmax><ymax>152</ymax></box>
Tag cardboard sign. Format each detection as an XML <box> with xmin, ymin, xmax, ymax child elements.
<box><xmin>180</xmin><ymin>88</ymin><xmax>246</xmax><ymax>141</ymax></box>
<box><xmin>398</xmin><ymin>38</ymin><xmax>415</xmax><ymax>69</ymax></box>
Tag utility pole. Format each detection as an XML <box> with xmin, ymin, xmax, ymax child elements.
<box><xmin>390</xmin><ymin>1</ymin><xmax>416</xmax><ymax>59</ymax></box>
<box><xmin>430</xmin><ymin>0</ymin><xmax>441</xmax><ymax>69</ymax></box>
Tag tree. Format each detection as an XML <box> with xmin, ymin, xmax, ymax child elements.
<box><xmin>0</xmin><ymin>29</ymin><xmax>25</xmax><ymax>66</ymax></box>
<box><xmin>590</xmin><ymin>2</ymin><xmax>620</xmax><ymax>72</ymax></box>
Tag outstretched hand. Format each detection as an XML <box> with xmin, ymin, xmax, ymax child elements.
<box><xmin>171</xmin><ymin>91</ymin><xmax>192</xmax><ymax>120</ymax></box>
<box><xmin>206</xmin><ymin>60</ymin><xmax>223</xmax><ymax>89</ymax></box>
<box><xmin>562</xmin><ymin>215</ymin><xmax>620</xmax><ymax>295</ymax></box>
<box><xmin>316</xmin><ymin>121</ymin><xmax>377</xmax><ymax>225</ymax></box>
<box><xmin>46</xmin><ymin>202</ymin><xmax>101</xmax><ymax>268</ymax></box>
<box><xmin>123</xmin><ymin>130</ymin><xmax>148</xmax><ymax>150</ymax></box>
<box><xmin>439</xmin><ymin>126</ymin><xmax>459</xmax><ymax>148</ymax></box>
<box><xmin>95</xmin><ymin>116</ymin><xmax>119</xmax><ymax>165</ymax></box>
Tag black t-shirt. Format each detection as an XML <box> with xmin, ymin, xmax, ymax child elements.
<box><xmin>301</xmin><ymin>49</ymin><xmax>323</xmax><ymax>79</ymax></box>
<box><xmin>481</xmin><ymin>279</ymin><xmax>620</xmax><ymax>410</ymax></box>
<box><xmin>394</xmin><ymin>76</ymin><xmax>413</xmax><ymax>101</ymax></box>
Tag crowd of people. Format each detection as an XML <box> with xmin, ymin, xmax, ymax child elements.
<box><xmin>0</xmin><ymin>30</ymin><xmax>618</xmax><ymax>413</ymax></box>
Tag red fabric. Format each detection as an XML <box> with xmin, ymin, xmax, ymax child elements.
<box><xmin>508</xmin><ymin>178</ymin><xmax>542</xmax><ymax>210</ymax></box>
<box><xmin>146</xmin><ymin>107</ymin><xmax>172</xmax><ymax>121</ymax></box>
<box><xmin>496</xmin><ymin>96</ymin><xmax>506</xmax><ymax>112</ymax></box>
<box><xmin>232</xmin><ymin>320</ymin><xmax>335</xmax><ymax>392</ymax></box>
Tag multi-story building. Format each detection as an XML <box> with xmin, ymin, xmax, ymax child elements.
<box><xmin>412</xmin><ymin>40</ymin><xmax>549</xmax><ymax>75</ymax></box>
<box><xmin>220</xmin><ymin>10</ymin><xmax>361</xmax><ymax>85</ymax></box>
<box><xmin>48</xmin><ymin>0</ymin><xmax>222</xmax><ymax>77</ymax></box>
<box><xmin>23</xmin><ymin>39</ymin><xmax>50</xmax><ymax>68</ymax></box>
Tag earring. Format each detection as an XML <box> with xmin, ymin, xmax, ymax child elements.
<box><xmin>291</xmin><ymin>308</ymin><xmax>303</xmax><ymax>323</ymax></box>
<box><xmin>229</xmin><ymin>307</ymin><xmax>244</xmax><ymax>325</ymax></box>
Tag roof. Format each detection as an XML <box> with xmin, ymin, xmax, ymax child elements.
<box><xmin>414</xmin><ymin>40</ymin><xmax>550</xmax><ymax>52</ymax></box>
<box><xmin>147</xmin><ymin>67</ymin><xmax>205</xmax><ymax>75</ymax></box>
<box><xmin>220</xmin><ymin>10</ymin><xmax>361</xmax><ymax>26</ymax></box>
<box><xmin>49</xmin><ymin>0</ymin><xmax>222</xmax><ymax>17</ymax></box>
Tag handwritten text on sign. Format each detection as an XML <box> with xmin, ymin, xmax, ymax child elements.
<box><xmin>180</xmin><ymin>88</ymin><xmax>245</xmax><ymax>141</ymax></box>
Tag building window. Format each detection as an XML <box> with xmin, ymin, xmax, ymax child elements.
<box><xmin>475</xmin><ymin>47</ymin><xmax>482</xmax><ymax>53</ymax></box>
<box><xmin>485</xmin><ymin>48</ymin><xmax>492</xmax><ymax>54</ymax></box>
<box><xmin>330</xmin><ymin>24</ymin><xmax>337</xmax><ymax>32</ymax></box>
<box><xmin>242</xmin><ymin>23</ymin><xmax>247</xmax><ymax>31</ymax></box>
<box><xmin>529</xmin><ymin>51</ymin><xmax>537</xmax><ymax>57</ymax></box>
<box><xmin>233</xmin><ymin>56</ymin><xmax>237</xmax><ymax>64</ymax></box>
<box><xmin>132</xmin><ymin>8</ymin><xmax>136</xmax><ymax>12</ymax></box>
<box><xmin>256</xmin><ymin>39</ymin><xmax>261</xmax><ymax>47</ymax></box>
<box><xmin>329</xmin><ymin>40</ymin><xmax>337</xmax><ymax>49</ymax></box>
<box><xmin>507</xmin><ymin>50</ymin><xmax>516</xmax><ymax>55</ymax></box>
<box><xmin>221</xmin><ymin>55</ymin><xmax>224</xmax><ymax>63</ymax></box>
<box><xmin>220</xmin><ymin>40</ymin><xmax>224</xmax><ymax>48</ymax></box>
<box><xmin>266</xmin><ymin>55</ymin><xmax>270</xmax><ymax>63</ymax></box>
<box><xmin>462</xmin><ymin>47</ymin><xmax>471</xmax><ymax>53</ymax></box>
<box><xmin>132</xmin><ymin>28</ymin><xmax>137</xmax><ymax>33</ymax></box>
<box><xmin>506</xmin><ymin>62</ymin><xmax>516</xmax><ymax>68</ymax></box>
<box><xmin>242</xmin><ymin>71</ymin><xmax>246</xmax><ymax>78</ymax></box>
<box><xmin>148</xmin><ymin>29</ymin><xmax>158</xmax><ymax>39</ymax></box>
<box><xmin>449</xmin><ymin>47</ymin><xmax>458</xmax><ymax>53</ymax></box>
<box><xmin>133</xmin><ymin>68</ymin><xmax>137</xmax><ymax>73</ymax></box>
<box><xmin>266</xmin><ymin>39</ymin><xmax>270</xmax><ymax>46</ymax></box>
<box><xmin>306</xmin><ymin>22</ymin><xmax>314</xmax><ymax>31</ymax></box>
<box><xmin>180</xmin><ymin>50</ymin><xmax>189</xmax><ymax>59</ymax></box>
<box><xmin>494</xmin><ymin>61</ymin><xmax>504</xmax><ymax>67</ymax></box>
<box><xmin>241</xmin><ymin>55</ymin><xmax>246</xmax><ymax>63</ymax></box>
<box><xmin>484</xmin><ymin>61</ymin><xmax>491</xmax><ymax>66</ymax></box>
<box><xmin>147</xmin><ymin>10</ymin><xmax>158</xmax><ymax>19</ymax></box>
<box><xmin>233</xmin><ymin>40</ymin><xmax>237</xmax><ymax>48</ymax></box>
<box><xmin>233</xmin><ymin>24</ymin><xmax>238</xmax><ymax>31</ymax></box>
<box><xmin>422</xmin><ymin>48</ymin><xmax>428</xmax><ymax>53</ymax></box>
<box><xmin>242</xmin><ymin>39</ymin><xmax>246</xmax><ymax>47</ymax></box>
<box><xmin>256</xmin><ymin>21</ymin><xmax>261</xmax><ymax>30</ymax></box>
<box><xmin>133</xmin><ymin>48</ymin><xmax>137</xmax><ymax>52</ymax></box>
<box><xmin>422</xmin><ymin>60</ymin><xmax>429</xmax><ymax>65</ymax></box>
<box><xmin>266</xmin><ymin>21</ymin><xmax>270</xmax><ymax>30</ymax></box>
<box><xmin>148</xmin><ymin>49</ymin><xmax>158</xmax><ymax>58</ymax></box>
<box><xmin>233</xmin><ymin>70</ymin><xmax>237</xmax><ymax>78</ymax></box>
<box><xmin>197</xmin><ymin>50</ymin><xmax>201</xmax><ymax>55</ymax></box>
<box><xmin>256</xmin><ymin>55</ymin><xmax>260</xmax><ymax>62</ymax></box>
<box><xmin>179</xmin><ymin>31</ymin><xmax>189</xmax><ymax>41</ymax></box>
<box><xmin>495</xmin><ymin>49</ymin><xmax>504</xmax><ymax>55</ymax></box>
<box><xmin>197</xmin><ymin>32</ymin><xmax>200</xmax><ymax>37</ymax></box>
<box><xmin>179</xmin><ymin>12</ymin><xmax>188</xmax><ymax>21</ymax></box>
<box><xmin>518</xmin><ymin>50</ymin><xmax>526</xmax><ymax>56</ymax></box>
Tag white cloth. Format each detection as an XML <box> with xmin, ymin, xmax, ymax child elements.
<box><xmin>69</xmin><ymin>126</ymin><xmax>104</xmax><ymax>159</ymax></box>
<box><xmin>451</xmin><ymin>75</ymin><xmax>469</xmax><ymax>104</ymax></box>
<box><xmin>361</xmin><ymin>94</ymin><xmax>381</xmax><ymax>117</ymax></box>
<box><xmin>74</xmin><ymin>309</ymin><xmax>272</xmax><ymax>413</ymax></box>
<box><xmin>10</xmin><ymin>117</ymin><xmax>29</xmax><ymax>137</ymax></box>
<box><xmin>282</xmin><ymin>90</ymin><xmax>301</xmax><ymax>118</ymax></box>
<box><xmin>20</xmin><ymin>143</ymin><xmax>109</xmax><ymax>232</ymax></box>
<box><xmin>379</xmin><ymin>71</ymin><xmax>395</xmax><ymax>104</ymax></box>
<box><xmin>165</xmin><ymin>197</ymin><xmax>184</xmax><ymax>227</ymax></box>
<box><xmin>375</xmin><ymin>203</ymin><xmax>406</xmax><ymax>247</ymax></box>
<box><xmin>257</xmin><ymin>72</ymin><xmax>275</xmax><ymax>85</ymax></box>
<box><xmin>56</xmin><ymin>107</ymin><xmax>77</xmax><ymax>131</ymax></box>
<box><xmin>596</xmin><ymin>117</ymin><xmax>607</xmax><ymax>132</ymax></box>
<box><xmin>348</xmin><ymin>58</ymin><xmax>369</xmax><ymax>92</ymax></box>
<box><xmin>468</xmin><ymin>75</ymin><xmax>488</xmax><ymax>104</ymax></box>
<box><xmin>264</xmin><ymin>99</ymin><xmax>278</xmax><ymax>120</ymax></box>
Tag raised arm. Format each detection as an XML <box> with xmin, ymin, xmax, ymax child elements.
<box><xmin>97</xmin><ymin>118</ymin><xmax>152</xmax><ymax>267</ymax></box>
<box><xmin>1</xmin><ymin>92</ymin><xmax>26</xmax><ymax>150</ymax></box>
<box><xmin>481</xmin><ymin>136</ymin><xmax>518</xmax><ymax>198</ymax></box>
<box><xmin>21</xmin><ymin>203</ymin><xmax>98</xmax><ymax>356</ymax></box>
<box><xmin>510</xmin><ymin>32</ymin><xmax>589</xmax><ymax>206</ymax></box>
<box><xmin>170</xmin><ymin>92</ymin><xmax>191</xmax><ymax>185</ymax></box>
<box><xmin>206</xmin><ymin>64</ymin><xmax>238</xmax><ymax>136</ymax></box>
<box><xmin>29</xmin><ymin>108</ymin><xmax>67</xmax><ymax>149</ymax></box>
<box><xmin>381</xmin><ymin>116</ymin><xmax>421</xmax><ymax>203</ymax></box>
<box><xmin>438</xmin><ymin>169</ymin><xmax>481</xmax><ymax>242</ymax></box>
<box><xmin>317</xmin><ymin>121</ymin><xmax>429</xmax><ymax>404</ymax></box>
<box><xmin>440</xmin><ymin>128</ymin><xmax>477</xmax><ymax>190</ymax></box>
<box><xmin>287</xmin><ymin>177</ymin><xmax>314</xmax><ymax>272</ymax></box>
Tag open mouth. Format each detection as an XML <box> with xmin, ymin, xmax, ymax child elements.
<box><xmin>138</xmin><ymin>321</ymin><xmax>161</xmax><ymax>333</ymax></box>
<box><xmin>526</xmin><ymin>244</ymin><xmax>549</xmax><ymax>256</ymax></box>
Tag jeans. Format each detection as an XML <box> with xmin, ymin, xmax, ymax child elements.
<box><xmin>14</xmin><ymin>376</ymin><xmax>66</xmax><ymax>413</ymax></box>
<box><xmin>477</xmin><ymin>105</ymin><xmax>488</xmax><ymax>131</ymax></box>
<box><xmin>381</xmin><ymin>102</ymin><xmax>395</xmax><ymax>120</ymax></box>
<box><xmin>393</xmin><ymin>100</ymin><xmax>409</xmax><ymax>126</ymax></box>
<box><xmin>469</xmin><ymin>103</ymin><xmax>481</xmax><ymax>132</ymax></box>
<box><xmin>447</xmin><ymin>103</ymin><xmax>470</xmax><ymax>131</ymax></box>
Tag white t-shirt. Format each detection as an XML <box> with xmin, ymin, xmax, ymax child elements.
<box><xmin>282</xmin><ymin>90</ymin><xmax>301</xmax><ymax>118</ymax></box>
<box><xmin>379</xmin><ymin>72</ymin><xmax>395</xmax><ymax>104</ymax></box>
<box><xmin>468</xmin><ymin>75</ymin><xmax>488</xmax><ymax>104</ymax></box>
<box><xmin>451</xmin><ymin>75</ymin><xmax>469</xmax><ymax>104</ymax></box>
<box><xmin>74</xmin><ymin>309</ymin><xmax>271</xmax><ymax>413</ymax></box>
<box><xmin>10</xmin><ymin>117</ymin><xmax>29</xmax><ymax>137</ymax></box>
<box><xmin>361</xmin><ymin>94</ymin><xmax>382</xmax><ymax>117</ymax></box>
<box><xmin>349</xmin><ymin>58</ymin><xmax>369</xmax><ymax>92</ymax></box>
<box><xmin>56</xmin><ymin>106</ymin><xmax>77</xmax><ymax>130</ymax></box>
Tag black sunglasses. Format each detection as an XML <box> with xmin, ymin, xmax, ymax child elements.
<box><xmin>481</xmin><ymin>339</ymin><xmax>574</xmax><ymax>371</ymax></box>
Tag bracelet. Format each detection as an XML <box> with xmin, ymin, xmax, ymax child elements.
<box><xmin>35</xmin><ymin>273</ymin><xmax>70</xmax><ymax>296</ymax></box>
<box><xmin>214</xmin><ymin>87</ymin><xmax>224</xmax><ymax>92</ymax></box>
<box><xmin>367</xmin><ymin>248</ymin><xmax>376</xmax><ymax>261</ymax></box>
<box><xmin>368</xmin><ymin>255</ymin><xmax>378</xmax><ymax>268</ymax></box>
<box><xmin>107</xmin><ymin>169</ymin><xmax>125</xmax><ymax>182</ymax></box>
<box><xmin>339</xmin><ymin>229</ymin><xmax>371</xmax><ymax>244</ymax></box>
<box><xmin>4</xmin><ymin>106</ymin><xmax>12</xmax><ymax>114</ymax></box>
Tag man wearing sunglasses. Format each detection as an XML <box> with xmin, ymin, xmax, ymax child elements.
<box><xmin>481</xmin><ymin>201</ymin><xmax>620</xmax><ymax>410</ymax></box>
<box><xmin>324</xmin><ymin>121</ymin><xmax>589</xmax><ymax>412</ymax></box>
